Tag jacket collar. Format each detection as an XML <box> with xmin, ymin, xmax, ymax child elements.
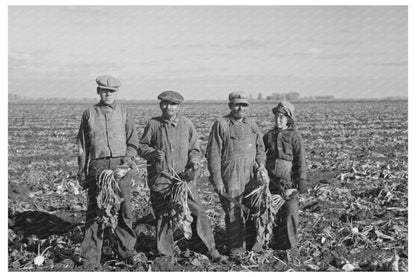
<box><xmin>97</xmin><ymin>101</ymin><xmax>117</xmax><ymax>109</ymax></box>
<box><xmin>274</xmin><ymin>125</ymin><xmax>295</xmax><ymax>132</ymax></box>
<box><xmin>227</xmin><ymin>114</ymin><xmax>248</xmax><ymax>125</ymax></box>
<box><xmin>161</xmin><ymin>114</ymin><xmax>179</xmax><ymax>127</ymax></box>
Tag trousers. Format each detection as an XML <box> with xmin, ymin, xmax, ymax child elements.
<box><xmin>271</xmin><ymin>199</ymin><xmax>299</xmax><ymax>250</ymax></box>
<box><xmin>219</xmin><ymin>178</ymin><xmax>264</xmax><ymax>252</ymax></box>
<box><xmin>150</xmin><ymin>181</ymin><xmax>216</xmax><ymax>256</ymax></box>
<box><xmin>269</xmin><ymin>174</ymin><xmax>299</xmax><ymax>250</ymax></box>
<box><xmin>80</xmin><ymin>157</ymin><xmax>137</xmax><ymax>265</ymax></box>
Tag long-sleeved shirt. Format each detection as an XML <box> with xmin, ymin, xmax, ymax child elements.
<box><xmin>138</xmin><ymin>115</ymin><xmax>200</xmax><ymax>186</ymax></box>
<box><xmin>206</xmin><ymin>114</ymin><xmax>266</xmax><ymax>195</ymax></box>
<box><xmin>77</xmin><ymin>102</ymin><xmax>138</xmax><ymax>176</ymax></box>
<box><xmin>263</xmin><ymin>126</ymin><xmax>307</xmax><ymax>192</ymax></box>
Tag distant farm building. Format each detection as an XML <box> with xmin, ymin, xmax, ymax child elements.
<box><xmin>8</xmin><ymin>94</ymin><xmax>22</xmax><ymax>101</ymax></box>
<box><xmin>314</xmin><ymin>96</ymin><xmax>335</xmax><ymax>100</ymax></box>
<box><xmin>266</xmin><ymin>92</ymin><xmax>300</xmax><ymax>101</ymax></box>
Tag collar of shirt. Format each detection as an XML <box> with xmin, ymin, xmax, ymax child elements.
<box><xmin>227</xmin><ymin>114</ymin><xmax>248</xmax><ymax>125</ymax></box>
<box><xmin>274</xmin><ymin>125</ymin><xmax>295</xmax><ymax>132</ymax></box>
<box><xmin>160</xmin><ymin>115</ymin><xmax>179</xmax><ymax>127</ymax></box>
<box><xmin>97</xmin><ymin>101</ymin><xmax>117</xmax><ymax>111</ymax></box>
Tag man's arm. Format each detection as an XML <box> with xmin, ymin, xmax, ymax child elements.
<box><xmin>187</xmin><ymin>120</ymin><xmax>201</xmax><ymax>167</ymax></box>
<box><xmin>252</xmin><ymin>120</ymin><xmax>266</xmax><ymax>168</ymax></box>
<box><xmin>124</xmin><ymin>109</ymin><xmax>139</xmax><ymax>164</ymax></box>
<box><xmin>206</xmin><ymin>120</ymin><xmax>225</xmax><ymax>193</ymax></box>
<box><xmin>138</xmin><ymin>120</ymin><xmax>158</xmax><ymax>161</ymax></box>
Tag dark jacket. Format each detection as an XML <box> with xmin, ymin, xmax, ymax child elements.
<box><xmin>138</xmin><ymin>115</ymin><xmax>200</xmax><ymax>190</ymax></box>
<box><xmin>263</xmin><ymin>126</ymin><xmax>307</xmax><ymax>193</ymax></box>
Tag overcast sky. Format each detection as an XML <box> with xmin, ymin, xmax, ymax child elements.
<box><xmin>8</xmin><ymin>5</ymin><xmax>408</xmax><ymax>100</ymax></box>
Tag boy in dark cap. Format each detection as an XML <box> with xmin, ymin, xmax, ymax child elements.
<box><xmin>206</xmin><ymin>91</ymin><xmax>267</xmax><ymax>257</ymax></box>
<box><xmin>138</xmin><ymin>90</ymin><xmax>226</xmax><ymax>263</ymax></box>
<box><xmin>263</xmin><ymin>100</ymin><xmax>307</xmax><ymax>260</ymax></box>
<box><xmin>76</xmin><ymin>75</ymin><xmax>139</xmax><ymax>267</ymax></box>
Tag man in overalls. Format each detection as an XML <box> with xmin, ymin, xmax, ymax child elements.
<box><xmin>206</xmin><ymin>91</ymin><xmax>266</xmax><ymax>257</ymax></box>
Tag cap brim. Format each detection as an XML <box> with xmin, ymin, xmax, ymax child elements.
<box><xmin>159</xmin><ymin>98</ymin><xmax>182</xmax><ymax>104</ymax></box>
<box><xmin>97</xmin><ymin>85</ymin><xmax>118</xmax><ymax>91</ymax></box>
<box><xmin>230</xmin><ymin>99</ymin><xmax>249</xmax><ymax>105</ymax></box>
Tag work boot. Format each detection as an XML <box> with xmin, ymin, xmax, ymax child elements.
<box><xmin>251</xmin><ymin>242</ymin><xmax>264</xmax><ymax>253</ymax></box>
<box><xmin>125</xmin><ymin>251</ymin><xmax>147</xmax><ymax>265</ymax></box>
<box><xmin>75</xmin><ymin>260</ymin><xmax>103</xmax><ymax>271</ymax></box>
<box><xmin>229</xmin><ymin>247</ymin><xmax>246</xmax><ymax>259</ymax></box>
<box><xmin>275</xmin><ymin>250</ymin><xmax>290</xmax><ymax>264</ymax></box>
<box><xmin>73</xmin><ymin>255</ymin><xmax>103</xmax><ymax>270</ymax></box>
<box><xmin>208</xmin><ymin>249</ymin><xmax>227</xmax><ymax>263</ymax></box>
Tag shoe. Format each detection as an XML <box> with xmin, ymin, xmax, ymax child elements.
<box><xmin>75</xmin><ymin>262</ymin><xmax>103</xmax><ymax>271</ymax></box>
<box><xmin>229</xmin><ymin>247</ymin><xmax>246</xmax><ymax>259</ymax></box>
<box><xmin>275</xmin><ymin>250</ymin><xmax>290</xmax><ymax>264</ymax></box>
<box><xmin>208</xmin><ymin>249</ymin><xmax>228</xmax><ymax>263</ymax></box>
<box><xmin>251</xmin><ymin>242</ymin><xmax>264</xmax><ymax>253</ymax></box>
<box><xmin>126</xmin><ymin>252</ymin><xmax>147</xmax><ymax>265</ymax></box>
<box><xmin>73</xmin><ymin>256</ymin><xmax>103</xmax><ymax>271</ymax></box>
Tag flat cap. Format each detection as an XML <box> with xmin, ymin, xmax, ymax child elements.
<box><xmin>228</xmin><ymin>91</ymin><xmax>249</xmax><ymax>105</ymax></box>
<box><xmin>96</xmin><ymin>75</ymin><xmax>121</xmax><ymax>91</ymax></box>
<box><xmin>272</xmin><ymin>100</ymin><xmax>295</xmax><ymax>118</ymax></box>
<box><xmin>157</xmin><ymin>90</ymin><xmax>184</xmax><ymax>104</ymax></box>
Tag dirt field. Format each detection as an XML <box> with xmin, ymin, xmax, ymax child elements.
<box><xmin>8</xmin><ymin>100</ymin><xmax>408</xmax><ymax>271</ymax></box>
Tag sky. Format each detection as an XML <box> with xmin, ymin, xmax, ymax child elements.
<box><xmin>8</xmin><ymin>5</ymin><xmax>408</xmax><ymax>100</ymax></box>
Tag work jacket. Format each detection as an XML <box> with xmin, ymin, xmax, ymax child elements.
<box><xmin>77</xmin><ymin>102</ymin><xmax>138</xmax><ymax>175</ymax></box>
<box><xmin>263</xmin><ymin>126</ymin><xmax>307</xmax><ymax>192</ymax></box>
<box><xmin>138</xmin><ymin>115</ymin><xmax>200</xmax><ymax>192</ymax></box>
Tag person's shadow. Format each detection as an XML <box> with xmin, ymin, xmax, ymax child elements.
<box><xmin>8</xmin><ymin>210</ymin><xmax>83</xmax><ymax>239</ymax></box>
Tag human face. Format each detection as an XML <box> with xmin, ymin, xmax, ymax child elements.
<box><xmin>160</xmin><ymin>101</ymin><xmax>180</xmax><ymax>120</ymax></box>
<box><xmin>275</xmin><ymin>112</ymin><xmax>288</xmax><ymax>130</ymax></box>
<box><xmin>229</xmin><ymin>103</ymin><xmax>248</xmax><ymax>120</ymax></box>
<box><xmin>98</xmin><ymin>88</ymin><xmax>118</xmax><ymax>105</ymax></box>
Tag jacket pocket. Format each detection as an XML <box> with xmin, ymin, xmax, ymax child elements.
<box><xmin>276</xmin><ymin>134</ymin><xmax>292</xmax><ymax>161</ymax></box>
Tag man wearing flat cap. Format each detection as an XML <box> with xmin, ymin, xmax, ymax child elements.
<box><xmin>138</xmin><ymin>91</ymin><xmax>226</xmax><ymax>262</ymax></box>
<box><xmin>206</xmin><ymin>91</ymin><xmax>266</xmax><ymax>257</ymax></box>
<box><xmin>76</xmin><ymin>75</ymin><xmax>139</xmax><ymax>267</ymax></box>
<box><xmin>263</xmin><ymin>100</ymin><xmax>306</xmax><ymax>257</ymax></box>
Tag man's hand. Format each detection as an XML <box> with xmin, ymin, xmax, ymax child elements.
<box><xmin>255</xmin><ymin>163</ymin><xmax>269</xmax><ymax>184</ymax></box>
<box><xmin>285</xmin><ymin>188</ymin><xmax>299</xmax><ymax>200</ymax></box>
<box><xmin>77</xmin><ymin>172</ymin><xmax>87</xmax><ymax>189</ymax></box>
<box><xmin>188</xmin><ymin>157</ymin><xmax>200</xmax><ymax>170</ymax></box>
<box><xmin>257</xmin><ymin>163</ymin><xmax>266</xmax><ymax>172</ymax></box>
<box><xmin>122</xmin><ymin>156</ymin><xmax>137</xmax><ymax>170</ymax></box>
<box><xmin>215</xmin><ymin>182</ymin><xmax>225</xmax><ymax>195</ymax></box>
<box><xmin>212</xmin><ymin>175</ymin><xmax>225</xmax><ymax>195</ymax></box>
<box><xmin>153</xmin><ymin>150</ymin><xmax>165</xmax><ymax>162</ymax></box>
<box><xmin>297</xmin><ymin>181</ymin><xmax>307</xmax><ymax>194</ymax></box>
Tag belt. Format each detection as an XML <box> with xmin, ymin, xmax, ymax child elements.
<box><xmin>91</xmin><ymin>156</ymin><xmax>123</xmax><ymax>161</ymax></box>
